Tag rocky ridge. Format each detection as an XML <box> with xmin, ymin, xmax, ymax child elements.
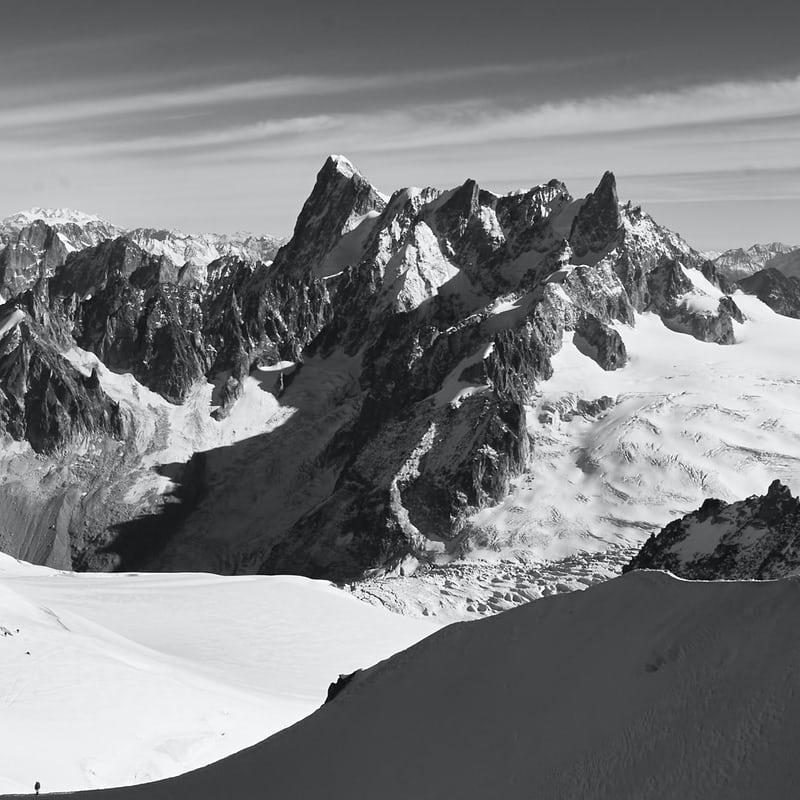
<box><xmin>624</xmin><ymin>480</ymin><xmax>800</xmax><ymax>580</ymax></box>
<box><xmin>738</xmin><ymin>267</ymin><xmax>800</xmax><ymax>319</ymax></box>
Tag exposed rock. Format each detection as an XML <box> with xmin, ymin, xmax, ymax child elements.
<box><xmin>0</xmin><ymin>302</ymin><xmax>125</xmax><ymax>453</ymax></box>
<box><xmin>272</xmin><ymin>154</ymin><xmax>387</xmax><ymax>281</ymax></box>
<box><xmin>738</xmin><ymin>267</ymin><xmax>800</xmax><ymax>319</ymax></box>
<box><xmin>765</xmin><ymin>247</ymin><xmax>800</xmax><ymax>280</ymax></box>
<box><xmin>325</xmin><ymin>670</ymin><xmax>362</xmax><ymax>704</ymax></box>
<box><xmin>573</xmin><ymin>314</ymin><xmax>627</xmax><ymax>370</ymax></box>
<box><xmin>623</xmin><ymin>480</ymin><xmax>800</xmax><ymax>580</ymax></box>
<box><xmin>698</xmin><ymin>259</ymin><xmax>736</xmax><ymax>294</ymax></box>
<box><xmin>0</xmin><ymin>213</ymin><xmax>122</xmax><ymax>298</ymax></box>
<box><xmin>569</xmin><ymin>171</ymin><xmax>622</xmax><ymax>262</ymax></box>
<box><xmin>646</xmin><ymin>259</ymin><xmax>743</xmax><ymax>344</ymax></box>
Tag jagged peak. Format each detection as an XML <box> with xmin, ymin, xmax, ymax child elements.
<box><xmin>327</xmin><ymin>153</ymin><xmax>359</xmax><ymax>179</ymax></box>
<box><xmin>312</xmin><ymin>155</ymin><xmax>383</xmax><ymax>202</ymax></box>
<box><xmin>593</xmin><ymin>171</ymin><xmax>618</xmax><ymax>204</ymax></box>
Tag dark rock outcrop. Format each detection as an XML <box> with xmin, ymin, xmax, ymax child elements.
<box><xmin>739</xmin><ymin>267</ymin><xmax>800</xmax><ymax>319</ymax></box>
<box><xmin>623</xmin><ymin>480</ymin><xmax>800</xmax><ymax>579</ymax></box>
<box><xmin>573</xmin><ymin>314</ymin><xmax>627</xmax><ymax>370</ymax></box>
<box><xmin>646</xmin><ymin>259</ymin><xmax>743</xmax><ymax>344</ymax></box>
<box><xmin>0</xmin><ymin>302</ymin><xmax>125</xmax><ymax>454</ymax></box>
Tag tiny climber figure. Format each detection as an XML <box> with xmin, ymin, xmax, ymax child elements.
<box><xmin>34</xmin><ymin>781</ymin><xmax>41</xmax><ymax>795</ymax></box>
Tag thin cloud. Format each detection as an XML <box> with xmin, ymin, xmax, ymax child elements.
<box><xmin>345</xmin><ymin>75</ymin><xmax>800</xmax><ymax>152</ymax></box>
<box><xmin>149</xmin><ymin>73</ymin><xmax>800</xmax><ymax>163</ymax></box>
<box><xmin>0</xmin><ymin>61</ymin><xmax>606</xmax><ymax>131</ymax></box>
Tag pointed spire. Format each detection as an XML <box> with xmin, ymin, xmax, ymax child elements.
<box><xmin>568</xmin><ymin>170</ymin><xmax>622</xmax><ymax>260</ymax></box>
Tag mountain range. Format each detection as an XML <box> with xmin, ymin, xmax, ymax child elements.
<box><xmin>712</xmin><ymin>241</ymin><xmax>800</xmax><ymax>281</ymax></box>
<box><xmin>0</xmin><ymin>207</ymin><xmax>283</xmax><ymax>299</ymax></box>
<box><xmin>1</xmin><ymin>155</ymin><xmax>799</xmax><ymax>621</ymax></box>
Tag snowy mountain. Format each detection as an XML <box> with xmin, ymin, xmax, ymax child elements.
<box><xmin>624</xmin><ymin>480</ymin><xmax>800</xmax><ymax>579</ymax></box>
<box><xmin>1</xmin><ymin>156</ymin><xmax>799</xmax><ymax>622</ymax></box>
<box><xmin>713</xmin><ymin>241</ymin><xmax>799</xmax><ymax>280</ymax></box>
<box><xmin>0</xmin><ymin>552</ymin><xmax>435</xmax><ymax>794</ymax></box>
<box><xmin>1</xmin><ymin>207</ymin><xmax>115</xmax><ymax>231</ymax></box>
<box><xmin>32</xmin><ymin>570</ymin><xmax>800</xmax><ymax>800</ymax></box>
<box><xmin>0</xmin><ymin>210</ymin><xmax>121</xmax><ymax>298</ymax></box>
<box><xmin>124</xmin><ymin>227</ymin><xmax>283</xmax><ymax>278</ymax></box>
<box><xmin>0</xmin><ymin>208</ymin><xmax>282</xmax><ymax>298</ymax></box>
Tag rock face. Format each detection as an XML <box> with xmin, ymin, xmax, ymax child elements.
<box><xmin>573</xmin><ymin>314</ymin><xmax>627</xmax><ymax>370</ymax></box>
<box><xmin>623</xmin><ymin>480</ymin><xmax>800</xmax><ymax>579</ymax></box>
<box><xmin>738</xmin><ymin>267</ymin><xmax>800</xmax><ymax>319</ymax></box>
<box><xmin>0</xmin><ymin>218</ymin><xmax>119</xmax><ymax>299</ymax></box>
<box><xmin>765</xmin><ymin>247</ymin><xmax>800</xmax><ymax>280</ymax></box>
<box><xmin>0</xmin><ymin>290</ymin><xmax>125</xmax><ymax>454</ymax></box>
<box><xmin>2</xmin><ymin>156</ymin><xmax>799</xmax><ymax>580</ymax></box>
<box><xmin>645</xmin><ymin>259</ymin><xmax>744</xmax><ymax>344</ymax></box>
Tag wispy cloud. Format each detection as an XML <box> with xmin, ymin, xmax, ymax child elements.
<box><xmin>342</xmin><ymin>75</ymin><xmax>800</xmax><ymax>152</ymax></box>
<box><xmin>0</xmin><ymin>61</ymin><xmax>605</xmax><ymax>131</ymax></box>
<box><xmin>95</xmin><ymin>73</ymin><xmax>800</xmax><ymax>159</ymax></box>
<box><xmin>6</xmin><ymin>73</ymin><xmax>796</xmax><ymax>165</ymax></box>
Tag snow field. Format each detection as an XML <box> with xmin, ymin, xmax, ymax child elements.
<box><xmin>0</xmin><ymin>555</ymin><xmax>436</xmax><ymax>793</ymax></box>
<box><xmin>32</xmin><ymin>571</ymin><xmax>800</xmax><ymax>800</ymax></box>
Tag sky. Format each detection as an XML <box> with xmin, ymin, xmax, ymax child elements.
<box><xmin>1</xmin><ymin>0</ymin><xmax>799</xmax><ymax>251</ymax></box>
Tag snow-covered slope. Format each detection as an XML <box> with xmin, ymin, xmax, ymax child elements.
<box><xmin>0</xmin><ymin>554</ymin><xmax>436</xmax><ymax>794</ymax></box>
<box><xmin>36</xmin><ymin>571</ymin><xmax>800</xmax><ymax>800</ymax></box>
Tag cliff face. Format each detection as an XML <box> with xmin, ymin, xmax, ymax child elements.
<box><xmin>0</xmin><ymin>285</ymin><xmax>125</xmax><ymax>454</ymax></box>
<box><xmin>738</xmin><ymin>267</ymin><xmax>800</xmax><ymax>319</ymax></box>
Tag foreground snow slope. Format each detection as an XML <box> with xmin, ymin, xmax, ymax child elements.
<box><xmin>42</xmin><ymin>571</ymin><xmax>800</xmax><ymax>800</ymax></box>
<box><xmin>0</xmin><ymin>555</ymin><xmax>436</xmax><ymax>794</ymax></box>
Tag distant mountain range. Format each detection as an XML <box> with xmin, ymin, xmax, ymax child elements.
<box><xmin>713</xmin><ymin>241</ymin><xmax>800</xmax><ymax>281</ymax></box>
<box><xmin>0</xmin><ymin>207</ymin><xmax>283</xmax><ymax>299</ymax></box>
